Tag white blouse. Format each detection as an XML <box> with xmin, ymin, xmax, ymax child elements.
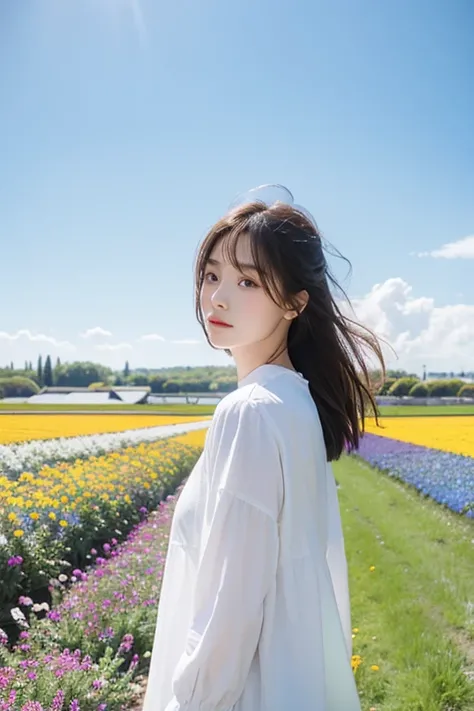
<box><xmin>142</xmin><ymin>364</ymin><xmax>361</xmax><ymax>711</ymax></box>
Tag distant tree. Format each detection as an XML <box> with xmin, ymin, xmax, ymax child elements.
<box><xmin>37</xmin><ymin>355</ymin><xmax>43</xmax><ymax>386</ymax></box>
<box><xmin>388</xmin><ymin>377</ymin><xmax>420</xmax><ymax>397</ymax></box>
<box><xmin>427</xmin><ymin>379</ymin><xmax>465</xmax><ymax>397</ymax></box>
<box><xmin>127</xmin><ymin>373</ymin><xmax>149</xmax><ymax>386</ymax></box>
<box><xmin>56</xmin><ymin>357</ymin><xmax>61</xmax><ymax>368</ymax></box>
<box><xmin>55</xmin><ymin>361</ymin><xmax>112</xmax><ymax>387</ymax></box>
<box><xmin>163</xmin><ymin>380</ymin><xmax>180</xmax><ymax>393</ymax></box>
<box><xmin>43</xmin><ymin>355</ymin><xmax>53</xmax><ymax>387</ymax></box>
<box><xmin>114</xmin><ymin>374</ymin><xmax>125</xmax><ymax>386</ymax></box>
<box><xmin>10</xmin><ymin>362</ymin><xmax>14</xmax><ymax>370</ymax></box>
<box><xmin>124</xmin><ymin>361</ymin><xmax>130</xmax><ymax>378</ymax></box>
<box><xmin>458</xmin><ymin>384</ymin><xmax>474</xmax><ymax>398</ymax></box>
<box><xmin>149</xmin><ymin>376</ymin><xmax>166</xmax><ymax>393</ymax></box>
<box><xmin>377</xmin><ymin>377</ymin><xmax>396</xmax><ymax>395</ymax></box>
<box><xmin>408</xmin><ymin>382</ymin><xmax>429</xmax><ymax>397</ymax></box>
<box><xmin>0</xmin><ymin>376</ymin><xmax>40</xmax><ymax>398</ymax></box>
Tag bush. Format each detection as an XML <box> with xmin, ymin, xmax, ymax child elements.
<box><xmin>377</xmin><ymin>377</ymin><xmax>396</xmax><ymax>395</ymax></box>
<box><xmin>409</xmin><ymin>382</ymin><xmax>429</xmax><ymax>397</ymax></box>
<box><xmin>0</xmin><ymin>376</ymin><xmax>40</xmax><ymax>398</ymax></box>
<box><xmin>427</xmin><ymin>379</ymin><xmax>465</xmax><ymax>397</ymax></box>
<box><xmin>458</xmin><ymin>384</ymin><xmax>474</xmax><ymax>398</ymax></box>
<box><xmin>387</xmin><ymin>377</ymin><xmax>420</xmax><ymax>397</ymax></box>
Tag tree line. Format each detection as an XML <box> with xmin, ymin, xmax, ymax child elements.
<box><xmin>0</xmin><ymin>359</ymin><xmax>473</xmax><ymax>399</ymax></box>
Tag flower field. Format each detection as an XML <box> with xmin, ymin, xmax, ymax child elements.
<box><xmin>357</xmin><ymin>416</ymin><xmax>474</xmax><ymax>518</ymax></box>
<box><xmin>0</xmin><ymin>421</ymin><xmax>210</xmax><ymax>479</ymax></box>
<box><xmin>0</xmin><ymin>414</ymin><xmax>211</xmax><ymax>445</ymax></box>
<box><xmin>0</xmin><ymin>431</ymin><xmax>206</xmax><ymax>609</ymax></box>
<box><xmin>364</xmin><ymin>415</ymin><xmax>474</xmax><ymax>457</ymax></box>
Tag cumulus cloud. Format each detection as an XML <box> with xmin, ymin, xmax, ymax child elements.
<box><xmin>417</xmin><ymin>234</ymin><xmax>474</xmax><ymax>259</ymax></box>
<box><xmin>347</xmin><ymin>278</ymin><xmax>474</xmax><ymax>371</ymax></box>
<box><xmin>0</xmin><ymin>329</ymin><xmax>75</xmax><ymax>351</ymax></box>
<box><xmin>80</xmin><ymin>327</ymin><xmax>113</xmax><ymax>339</ymax></box>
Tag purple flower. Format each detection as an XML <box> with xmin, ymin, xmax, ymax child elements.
<box><xmin>8</xmin><ymin>556</ymin><xmax>23</xmax><ymax>567</ymax></box>
<box><xmin>49</xmin><ymin>689</ymin><xmax>65</xmax><ymax>711</ymax></box>
<box><xmin>103</xmin><ymin>543</ymin><xmax>111</xmax><ymax>554</ymax></box>
<box><xmin>90</xmin><ymin>548</ymin><xmax>97</xmax><ymax>556</ymax></box>
<box><xmin>18</xmin><ymin>596</ymin><xmax>33</xmax><ymax>607</ymax></box>
<box><xmin>47</xmin><ymin>610</ymin><xmax>62</xmax><ymax>622</ymax></box>
<box><xmin>69</xmin><ymin>701</ymin><xmax>80</xmax><ymax>711</ymax></box>
<box><xmin>0</xmin><ymin>629</ymin><xmax>9</xmax><ymax>646</ymax></box>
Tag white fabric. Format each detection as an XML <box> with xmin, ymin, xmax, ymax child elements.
<box><xmin>142</xmin><ymin>364</ymin><xmax>361</xmax><ymax>711</ymax></box>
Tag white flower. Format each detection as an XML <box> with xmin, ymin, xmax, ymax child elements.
<box><xmin>0</xmin><ymin>421</ymin><xmax>209</xmax><ymax>479</ymax></box>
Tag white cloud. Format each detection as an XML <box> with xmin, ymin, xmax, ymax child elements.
<box><xmin>139</xmin><ymin>334</ymin><xmax>166</xmax><ymax>342</ymax></box>
<box><xmin>80</xmin><ymin>327</ymin><xmax>113</xmax><ymax>339</ymax></box>
<box><xmin>0</xmin><ymin>329</ymin><xmax>75</xmax><ymax>351</ymax></box>
<box><xmin>417</xmin><ymin>234</ymin><xmax>474</xmax><ymax>259</ymax></box>
<box><xmin>95</xmin><ymin>343</ymin><xmax>133</xmax><ymax>351</ymax></box>
<box><xmin>347</xmin><ymin>278</ymin><xmax>474</xmax><ymax>372</ymax></box>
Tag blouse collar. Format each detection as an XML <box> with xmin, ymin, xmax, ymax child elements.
<box><xmin>238</xmin><ymin>363</ymin><xmax>307</xmax><ymax>389</ymax></box>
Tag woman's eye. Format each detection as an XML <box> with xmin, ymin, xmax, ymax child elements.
<box><xmin>204</xmin><ymin>272</ymin><xmax>217</xmax><ymax>282</ymax></box>
<box><xmin>240</xmin><ymin>278</ymin><xmax>258</xmax><ymax>288</ymax></box>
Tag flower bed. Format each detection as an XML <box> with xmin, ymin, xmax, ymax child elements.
<box><xmin>355</xmin><ymin>433</ymin><xmax>474</xmax><ymax>517</ymax></box>
<box><xmin>0</xmin><ymin>421</ymin><xmax>208</xmax><ymax>480</ymax></box>
<box><xmin>0</xmin><ymin>414</ymin><xmax>210</xmax><ymax>446</ymax></box>
<box><xmin>0</xmin><ymin>493</ymin><xmax>180</xmax><ymax>711</ymax></box>
<box><xmin>0</xmin><ymin>435</ymin><xmax>203</xmax><ymax>612</ymax></box>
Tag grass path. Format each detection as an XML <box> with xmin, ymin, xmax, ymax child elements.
<box><xmin>335</xmin><ymin>455</ymin><xmax>474</xmax><ymax>710</ymax></box>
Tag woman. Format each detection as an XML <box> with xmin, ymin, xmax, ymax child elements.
<box><xmin>142</xmin><ymin>185</ymin><xmax>384</xmax><ymax>711</ymax></box>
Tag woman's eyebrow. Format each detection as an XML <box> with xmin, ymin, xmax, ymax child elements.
<box><xmin>207</xmin><ymin>257</ymin><xmax>258</xmax><ymax>271</ymax></box>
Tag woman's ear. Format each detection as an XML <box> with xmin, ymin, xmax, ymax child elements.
<box><xmin>284</xmin><ymin>290</ymin><xmax>309</xmax><ymax>320</ymax></box>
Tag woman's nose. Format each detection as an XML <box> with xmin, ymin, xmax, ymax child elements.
<box><xmin>210</xmin><ymin>282</ymin><xmax>229</xmax><ymax>309</ymax></box>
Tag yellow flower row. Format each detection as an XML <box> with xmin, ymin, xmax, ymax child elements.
<box><xmin>365</xmin><ymin>416</ymin><xmax>474</xmax><ymax>458</ymax></box>
<box><xmin>0</xmin><ymin>414</ymin><xmax>211</xmax><ymax>444</ymax></box>
<box><xmin>0</xmin><ymin>430</ymin><xmax>207</xmax><ymax>534</ymax></box>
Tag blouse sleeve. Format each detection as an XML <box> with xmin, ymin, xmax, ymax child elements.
<box><xmin>164</xmin><ymin>398</ymin><xmax>283</xmax><ymax>711</ymax></box>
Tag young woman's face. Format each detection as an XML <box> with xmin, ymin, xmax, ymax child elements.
<box><xmin>200</xmin><ymin>233</ymin><xmax>293</xmax><ymax>353</ymax></box>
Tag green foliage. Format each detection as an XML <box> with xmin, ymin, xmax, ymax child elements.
<box><xmin>458</xmin><ymin>383</ymin><xmax>474</xmax><ymax>398</ymax></box>
<box><xmin>427</xmin><ymin>379</ymin><xmax>466</xmax><ymax>397</ymax></box>
<box><xmin>43</xmin><ymin>354</ymin><xmax>53</xmax><ymax>387</ymax></box>
<box><xmin>378</xmin><ymin>377</ymin><xmax>396</xmax><ymax>395</ymax></box>
<box><xmin>409</xmin><ymin>382</ymin><xmax>429</xmax><ymax>397</ymax></box>
<box><xmin>55</xmin><ymin>361</ymin><xmax>113</xmax><ymax>387</ymax></box>
<box><xmin>0</xmin><ymin>376</ymin><xmax>40</xmax><ymax>398</ymax></box>
<box><xmin>387</xmin><ymin>376</ymin><xmax>420</xmax><ymax>397</ymax></box>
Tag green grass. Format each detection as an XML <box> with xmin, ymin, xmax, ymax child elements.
<box><xmin>1</xmin><ymin>402</ymin><xmax>473</xmax><ymax>418</ymax></box>
<box><xmin>336</xmin><ymin>455</ymin><xmax>474</xmax><ymax>710</ymax></box>
<box><xmin>377</xmin><ymin>405</ymin><xmax>474</xmax><ymax>417</ymax></box>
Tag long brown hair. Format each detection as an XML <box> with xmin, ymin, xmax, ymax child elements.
<box><xmin>194</xmin><ymin>199</ymin><xmax>385</xmax><ymax>461</ymax></box>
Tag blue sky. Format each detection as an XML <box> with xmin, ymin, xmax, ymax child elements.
<box><xmin>1</xmin><ymin>0</ymin><xmax>473</xmax><ymax>374</ymax></box>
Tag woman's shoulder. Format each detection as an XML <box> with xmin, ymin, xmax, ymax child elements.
<box><xmin>213</xmin><ymin>382</ymin><xmax>283</xmax><ymax>422</ymax></box>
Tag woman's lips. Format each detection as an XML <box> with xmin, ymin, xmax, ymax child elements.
<box><xmin>208</xmin><ymin>318</ymin><xmax>233</xmax><ymax>328</ymax></box>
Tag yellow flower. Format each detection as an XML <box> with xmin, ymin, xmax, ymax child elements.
<box><xmin>369</xmin><ymin>565</ymin><xmax>376</xmax><ymax>572</ymax></box>
<box><xmin>13</xmin><ymin>529</ymin><xmax>24</xmax><ymax>537</ymax></box>
<box><xmin>59</xmin><ymin>520</ymin><xmax>68</xmax><ymax>528</ymax></box>
<box><xmin>371</xmin><ymin>665</ymin><xmax>380</xmax><ymax>671</ymax></box>
<box><xmin>352</xmin><ymin>627</ymin><xmax>359</xmax><ymax>633</ymax></box>
<box><xmin>48</xmin><ymin>512</ymin><xmax>56</xmax><ymax>520</ymax></box>
<box><xmin>29</xmin><ymin>512</ymin><xmax>40</xmax><ymax>521</ymax></box>
<box><xmin>7</xmin><ymin>512</ymin><xmax>17</xmax><ymax>521</ymax></box>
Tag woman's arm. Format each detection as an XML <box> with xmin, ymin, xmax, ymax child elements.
<box><xmin>165</xmin><ymin>398</ymin><xmax>283</xmax><ymax>711</ymax></box>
